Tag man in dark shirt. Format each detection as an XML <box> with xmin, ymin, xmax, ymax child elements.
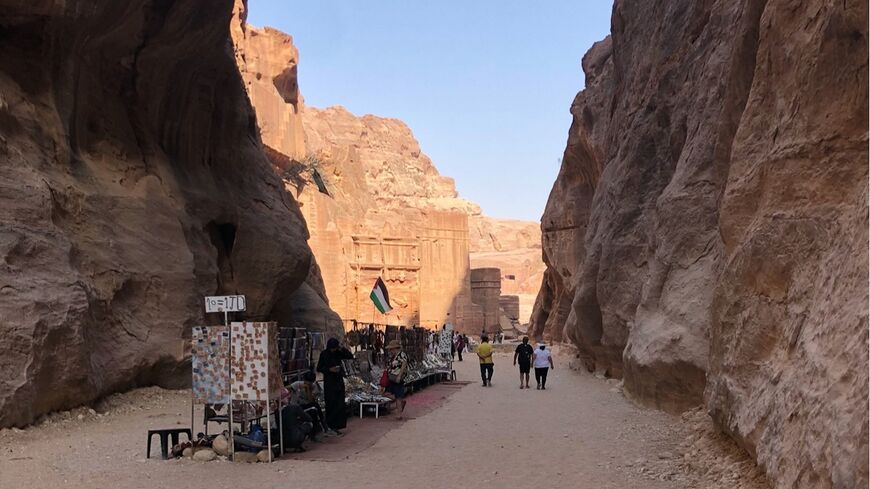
<box><xmin>513</xmin><ymin>336</ymin><xmax>534</xmax><ymax>389</ymax></box>
<box><xmin>280</xmin><ymin>403</ymin><xmax>313</xmax><ymax>452</ymax></box>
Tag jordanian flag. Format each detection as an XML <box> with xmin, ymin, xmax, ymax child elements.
<box><xmin>370</xmin><ymin>277</ymin><xmax>393</xmax><ymax>313</ymax></box>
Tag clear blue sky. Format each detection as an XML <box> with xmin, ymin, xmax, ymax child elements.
<box><xmin>247</xmin><ymin>1</ymin><xmax>613</xmax><ymax>221</ymax></box>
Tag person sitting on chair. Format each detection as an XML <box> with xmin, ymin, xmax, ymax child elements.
<box><xmin>290</xmin><ymin>371</ymin><xmax>329</xmax><ymax>439</ymax></box>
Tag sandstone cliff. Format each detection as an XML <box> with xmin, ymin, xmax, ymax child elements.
<box><xmin>469</xmin><ymin>216</ymin><xmax>543</xmax><ymax>323</ymax></box>
<box><xmin>297</xmin><ymin>105</ymin><xmax>480</xmax><ymax>330</ymax></box>
<box><xmin>0</xmin><ymin>0</ymin><xmax>337</xmax><ymax>428</ymax></box>
<box><xmin>301</xmin><ymin>106</ymin><xmax>545</xmax><ymax>330</ymax></box>
<box><xmin>532</xmin><ymin>1</ymin><xmax>868</xmax><ymax>487</ymax></box>
<box><xmin>232</xmin><ymin>17</ymin><xmax>544</xmax><ymax>332</ymax></box>
<box><xmin>231</xmin><ymin>1</ymin><xmax>342</xmax><ymax>333</ymax></box>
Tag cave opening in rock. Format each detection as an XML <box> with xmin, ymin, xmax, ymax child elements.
<box><xmin>206</xmin><ymin>221</ymin><xmax>237</xmax><ymax>293</ymax></box>
<box><xmin>215</xmin><ymin>222</ymin><xmax>237</xmax><ymax>255</ymax></box>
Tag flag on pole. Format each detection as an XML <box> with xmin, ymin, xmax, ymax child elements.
<box><xmin>370</xmin><ymin>277</ymin><xmax>393</xmax><ymax>314</ymax></box>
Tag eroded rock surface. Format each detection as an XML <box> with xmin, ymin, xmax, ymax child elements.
<box><xmin>0</xmin><ymin>0</ymin><xmax>335</xmax><ymax>428</ymax></box>
<box><xmin>533</xmin><ymin>0</ymin><xmax>868</xmax><ymax>487</ymax></box>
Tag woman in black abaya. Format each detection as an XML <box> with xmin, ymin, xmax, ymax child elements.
<box><xmin>316</xmin><ymin>338</ymin><xmax>354</xmax><ymax>434</ymax></box>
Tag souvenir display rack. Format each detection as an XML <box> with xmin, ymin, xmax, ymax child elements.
<box><xmin>191</xmin><ymin>321</ymin><xmax>284</xmax><ymax>462</ymax></box>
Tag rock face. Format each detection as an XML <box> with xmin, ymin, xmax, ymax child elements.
<box><xmin>529</xmin><ymin>36</ymin><xmax>613</xmax><ymax>345</ymax></box>
<box><xmin>233</xmin><ymin>19</ymin><xmax>545</xmax><ymax>332</ymax></box>
<box><xmin>234</xmin><ymin>24</ymin><xmax>305</xmax><ymax>160</ymax></box>
<box><xmin>296</xmin><ymin>105</ymin><xmax>481</xmax><ymax>331</ymax></box>
<box><xmin>299</xmin><ymin>107</ymin><xmax>545</xmax><ymax>331</ymax></box>
<box><xmin>533</xmin><ymin>0</ymin><xmax>868</xmax><ymax>487</ymax></box>
<box><xmin>0</xmin><ymin>0</ymin><xmax>336</xmax><ymax>428</ymax></box>
<box><xmin>231</xmin><ymin>1</ymin><xmax>341</xmax><ymax>333</ymax></box>
<box><xmin>707</xmin><ymin>2</ymin><xmax>868</xmax><ymax>487</ymax></box>
<box><xmin>469</xmin><ymin>217</ymin><xmax>544</xmax><ymax>323</ymax></box>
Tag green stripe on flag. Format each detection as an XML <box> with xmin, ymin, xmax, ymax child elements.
<box><xmin>370</xmin><ymin>278</ymin><xmax>393</xmax><ymax>313</ymax></box>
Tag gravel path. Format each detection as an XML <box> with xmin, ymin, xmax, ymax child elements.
<box><xmin>0</xmin><ymin>351</ymin><xmax>768</xmax><ymax>488</ymax></box>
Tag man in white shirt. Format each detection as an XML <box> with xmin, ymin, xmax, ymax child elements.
<box><xmin>532</xmin><ymin>343</ymin><xmax>555</xmax><ymax>390</ymax></box>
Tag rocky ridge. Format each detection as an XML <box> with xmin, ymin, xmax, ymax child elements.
<box><xmin>233</xmin><ymin>19</ymin><xmax>544</xmax><ymax>330</ymax></box>
<box><xmin>302</xmin><ymin>105</ymin><xmax>545</xmax><ymax>330</ymax></box>
<box><xmin>531</xmin><ymin>1</ymin><xmax>868</xmax><ymax>487</ymax></box>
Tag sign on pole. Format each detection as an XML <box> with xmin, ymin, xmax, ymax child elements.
<box><xmin>205</xmin><ymin>295</ymin><xmax>246</xmax><ymax>313</ymax></box>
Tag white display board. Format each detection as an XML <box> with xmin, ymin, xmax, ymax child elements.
<box><xmin>230</xmin><ymin>321</ymin><xmax>281</xmax><ymax>401</ymax></box>
<box><xmin>438</xmin><ymin>324</ymin><xmax>454</xmax><ymax>356</ymax></box>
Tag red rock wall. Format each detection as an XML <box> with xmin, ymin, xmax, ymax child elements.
<box><xmin>0</xmin><ymin>0</ymin><xmax>337</xmax><ymax>428</ymax></box>
<box><xmin>533</xmin><ymin>0</ymin><xmax>868</xmax><ymax>486</ymax></box>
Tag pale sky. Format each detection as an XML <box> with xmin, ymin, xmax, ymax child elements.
<box><xmin>248</xmin><ymin>1</ymin><xmax>613</xmax><ymax>221</ymax></box>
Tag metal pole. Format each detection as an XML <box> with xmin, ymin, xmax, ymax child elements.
<box><xmin>227</xmin><ymin>313</ymin><xmax>234</xmax><ymax>462</ymax></box>
<box><xmin>274</xmin><ymin>322</ymin><xmax>283</xmax><ymax>457</ymax></box>
<box><xmin>190</xmin><ymin>323</ymin><xmax>195</xmax><ymax>437</ymax></box>
<box><xmin>266</xmin><ymin>387</ymin><xmax>273</xmax><ymax>462</ymax></box>
<box><xmin>190</xmin><ymin>396</ymin><xmax>194</xmax><ymax>441</ymax></box>
<box><xmin>278</xmin><ymin>396</ymin><xmax>284</xmax><ymax>456</ymax></box>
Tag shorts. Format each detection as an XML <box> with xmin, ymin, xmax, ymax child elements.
<box><xmin>386</xmin><ymin>381</ymin><xmax>406</xmax><ymax>399</ymax></box>
<box><xmin>518</xmin><ymin>361</ymin><xmax>531</xmax><ymax>374</ymax></box>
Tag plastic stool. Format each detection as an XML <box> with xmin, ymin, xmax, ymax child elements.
<box><xmin>147</xmin><ymin>428</ymin><xmax>192</xmax><ymax>459</ymax></box>
<box><xmin>359</xmin><ymin>402</ymin><xmax>380</xmax><ymax>419</ymax></box>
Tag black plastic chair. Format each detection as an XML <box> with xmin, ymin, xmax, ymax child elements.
<box><xmin>146</xmin><ymin>428</ymin><xmax>192</xmax><ymax>459</ymax></box>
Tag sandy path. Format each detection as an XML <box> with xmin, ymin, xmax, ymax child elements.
<box><xmin>0</xmin><ymin>352</ymin><xmax>767</xmax><ymax>489</ymax></box>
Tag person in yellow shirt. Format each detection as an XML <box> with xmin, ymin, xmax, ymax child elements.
<box><xmin>477</xmin><ymin>335</ymin><xmax>494</xmax><ymax>387</ymax></box>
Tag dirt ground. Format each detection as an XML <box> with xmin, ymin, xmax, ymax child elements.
<box><xmin>0</xmin><ymin>351</ymin><xmax>769</xmax><ymax>489</ymax></box>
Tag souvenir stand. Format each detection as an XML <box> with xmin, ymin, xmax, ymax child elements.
<box><xmin>191</xmin><ymin>321</ymin><xmax>284</xmax><ymax>462</ymax></box>
<box><xmin>229</xmin><ymin>321</ymin><xmax>283</xmax><ymax>462</ymax></box>
<box><xmin>345</xmin><ymin>322</ymin><xmax>386</xmax><ymax>365</ymax></box>
<box><xmin>336</xmin><ymin>323</ymin><xmax>456</xmax><ymax>417</ymax></box>
<box><xmin>191</xmin><ymin>325</ymin><xmax>230</xmax><ymax>432</ymax></box>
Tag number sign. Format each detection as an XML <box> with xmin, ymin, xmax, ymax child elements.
<box><xmin>205</xmin><ymin>295</ymin><xmax>246</xmax><ymax>313</ymax></box>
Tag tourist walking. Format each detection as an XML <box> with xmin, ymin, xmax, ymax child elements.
<box><xmin>513</xmin><ymin>336</ymin><xmax>534</xmax><ymax>389</ymax></box>
<box><xmin>533</xmin><ymin>343</ymin><xmax>554</xmax><ymax>389</ymax></box>
<box><xmin>456</xmin><ymin>334</ymin><xmax>466</xmax><ymax>361</ymax></box>
<box><xmin>383</xmin><ymin>340</ymin><xmax>409</xmax><ymax>419</ymax></box>
<box><xmin>477</xmin><ymin>335</ymin><xmax>494</xmax><ymax>386</ymax></box>
<box><xmin>316</xmin><ymin>338</ymin><xmax>354</xmax><ymax>434</ymax></box>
